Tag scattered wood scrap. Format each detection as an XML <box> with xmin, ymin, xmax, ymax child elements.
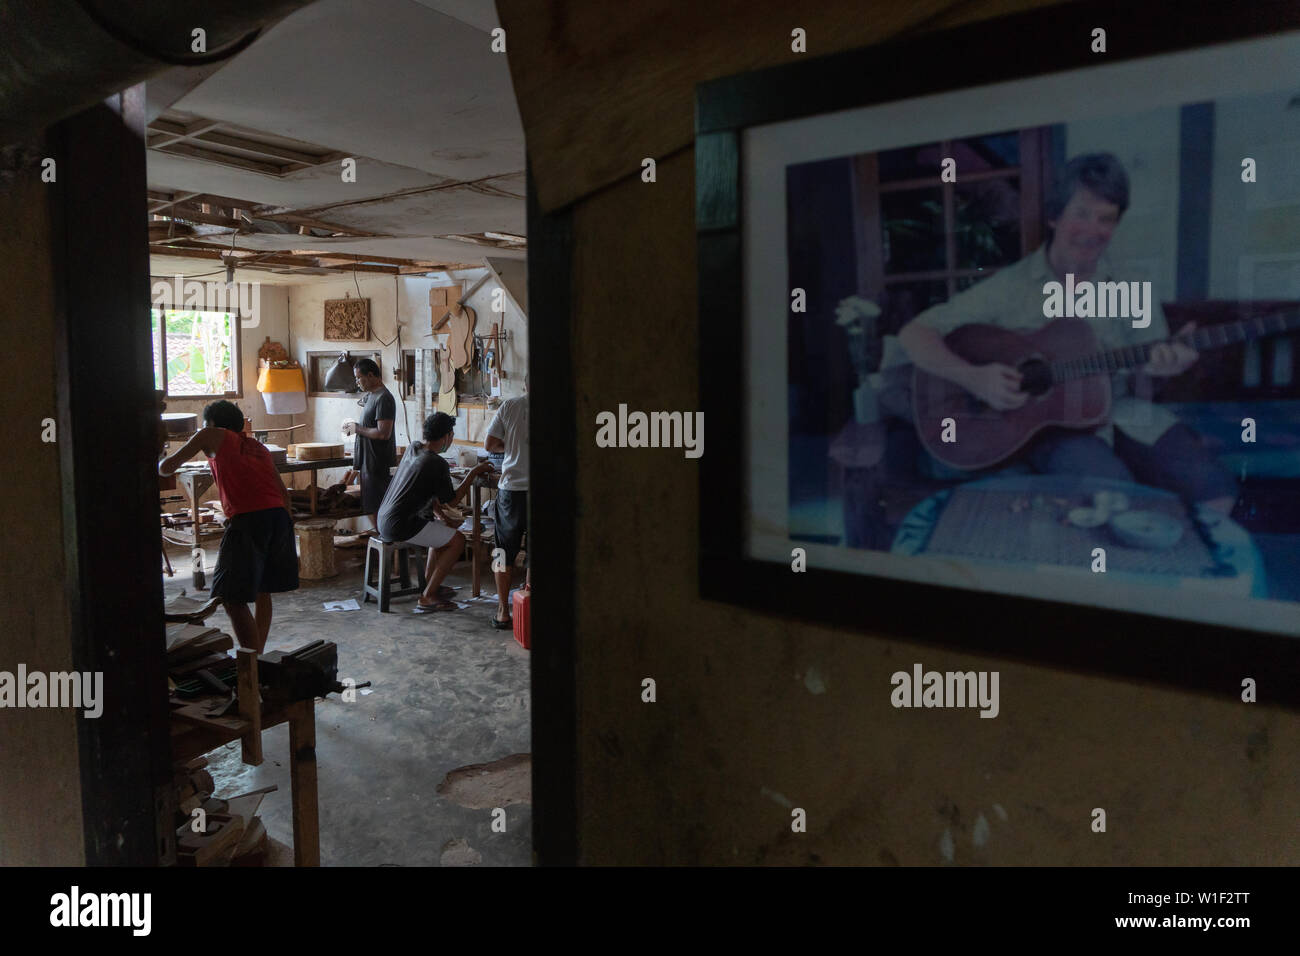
<box><xmin>173</xmin><ymin>756</ymin><xmax>278</xmax><ymax>868</ymax></box>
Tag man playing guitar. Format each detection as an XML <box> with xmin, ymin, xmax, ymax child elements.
<box><xmin>889</xmin><ymin>152</ymin><xmax>1237</xmax><ymax>514</ymax></box>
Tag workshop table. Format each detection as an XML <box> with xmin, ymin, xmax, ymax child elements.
<box><xmin>173</xmin><ymin>456</ymin><xmax>366</xmax><ymax>554</ymax></box>
<box><xmin>169</xmin><ymin>649</ymin><xmax>320</xmax><ymax>866</ymax></box>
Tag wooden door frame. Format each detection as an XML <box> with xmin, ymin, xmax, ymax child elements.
<box><xmin>49</xmin><ymin>88</ymin><xmax>173</xmax><ymax>865</ymax></box>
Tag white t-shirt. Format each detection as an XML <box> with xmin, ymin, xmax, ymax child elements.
<box><xmin>486</xmin><ymin>396</ymin><xmax>529</xmax><ymax>491</ymax></box>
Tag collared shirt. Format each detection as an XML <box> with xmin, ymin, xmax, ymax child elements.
<box><xmin>878</xmin><ymin>245</ymin><xmax>1180</xmax><ymax>446</ymax></box>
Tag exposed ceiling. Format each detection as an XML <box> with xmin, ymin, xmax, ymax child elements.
<box><xmin>146</xmin><ymin>0</ymin><xmax>525</xmax><ymax>280</ymax></box>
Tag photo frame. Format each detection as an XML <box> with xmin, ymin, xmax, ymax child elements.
<box><xmin>696</xmin><ymin>0</ymin><xmax>1300</xmax><ymax>705</ymax></box>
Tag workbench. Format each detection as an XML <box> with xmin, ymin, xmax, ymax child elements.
<box><xmin>169</xmin><ymin>648</ymin><xmax>320</xmax><ymax>866</ymax></box>
<box><xmin>172</xmin><ymin>456</ymin><xmax>366</xmax><ymax>554</ymax></box>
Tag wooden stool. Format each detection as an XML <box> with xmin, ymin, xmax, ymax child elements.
<box><xmin>296</xmin><ymin>517</ymin><xmax>339</xmax><ymax>579</ymax></box>
<box><xmin>360</xmin><ymin>537</ymin><xmax>427</xmax><ymax>612</ymax></box>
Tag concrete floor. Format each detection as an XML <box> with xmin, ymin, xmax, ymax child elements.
<box><xmin>163</xmin><ymin>540</ymin><xmax>532</xmax><ymax>866</ymax></box>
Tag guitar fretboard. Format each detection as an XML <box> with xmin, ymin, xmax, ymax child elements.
<box><xmin>1049</xmin><ymin>310</ymin><xmax>1300</xmax><ymax>383</ymax></box>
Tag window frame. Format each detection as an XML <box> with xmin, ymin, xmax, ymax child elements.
<box><xmin>151</xmin><ymin>307</ymin><xmax>242</xmax><ymax>400</ymax></box>
<box><xmin>851</xmin><ymin>127</ymin><xmax>1053</xmax><ymax>304</ymax></box>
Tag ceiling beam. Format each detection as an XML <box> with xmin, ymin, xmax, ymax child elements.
<box><xmin>193</xmin><ymin>131</ymin><xmax>332</xmax><ymax>167</ymax></box>
<box><xmin>147</xmin><ymin>118</ymin><xmax>222</xmax><ymax>149</ymax></box>
<box><xmin>150</xmin><ymin>243</ymin><xmax>405</xmax><ymax>275</ymax></box>
<box><xmin>255</xmin><ymin>212</ymin><xmax>384</xmax><ymax>238</ymax></box>
<box><xmin>148</xmin><ymin>190</ymin><xmax>203</xmax><ymax>214</ymax></box>
<box><xmin>158</xmin><ymin>207</ymin><xmax>243</xmax><ymax>229</ymax></box>
<box><xmin>156</xmin><ymin>143</ymin><xmax>287</xmax><ymax>176</ymax></box>
<box><xmin>301</xmin><ymin>251</ymin><xmax>437</xmax><ymax>268</ymax></box>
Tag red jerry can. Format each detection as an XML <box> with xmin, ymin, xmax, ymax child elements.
<box><xmin>511</xmin><ymin>588</ymin><xmax>530</xmax><ymax>650</ymax></box>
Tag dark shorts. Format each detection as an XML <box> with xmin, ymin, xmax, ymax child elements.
<box><xmin>493</xmin><ymin>489</ymin><xmax>528</xmax><ymax>567</ymax></box>
<box><xmin>360</xmin><ymin>467</ymin><xmax>392</xmax><ymax>515</ymax></box>
<box><xmin>211</xmin><ymin>508</ymin><xmax>300</xmax><ymax>604</ymax></box>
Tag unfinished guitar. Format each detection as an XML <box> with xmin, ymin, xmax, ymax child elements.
<box><xmin>913</xmin><ymin>313</ymin><xmax>1300</xmax><ymax>470</ymax></box>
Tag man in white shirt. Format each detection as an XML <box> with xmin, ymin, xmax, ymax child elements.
<box><xmin>484</xmin><ymin>376</ymin><xmax>529</xmax><ymax>628</ymax></box>
<box><xmin>888</xmin><ymin>153</ymin><xmax>1235</xmax><ymax>512</ymax></box>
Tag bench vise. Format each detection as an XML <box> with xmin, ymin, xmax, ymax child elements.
<box><xmin>258</xmin><ymin>640</ymin><xmax>369</xmax><ymax>704</ymax></box>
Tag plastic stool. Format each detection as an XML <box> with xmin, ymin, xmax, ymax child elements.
<box><xmin>360</xmin><ymin>536</ymin><xmax>427</xmax><ymax>612</ymax></box>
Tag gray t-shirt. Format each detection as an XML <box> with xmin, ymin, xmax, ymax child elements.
<box><xmin>377</xmin><ymin>442</ymin><xmax>455</xmax><ymax>542</ymax></box>
<box><xmin>486</xmin><ymin>396</ymin><xmax>529</xmax><ymax>491</ymax></box>
<box><xmin>354</xmin><ymin>387</ymin><xmax>396</xmax><ymax>477</ymax></box>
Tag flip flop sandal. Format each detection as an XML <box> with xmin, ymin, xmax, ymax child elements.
<box><xmin>413</xmin><ymin>599</ymin><xmax>457</xmax><ymax>614</ymax></box>
<box><xmin>491</xmin><ymin>616</ymin><xmax>513</xmax><ymax>630</ymax></box>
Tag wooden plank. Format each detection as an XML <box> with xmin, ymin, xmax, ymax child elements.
<box><xmin>288</xmin><ymin>700</ymin><xmax>320</xmax><ymax>867</ymax></box>
<box><xmin>254</xmin><ymin>212</ymin><xmax>382</xmax><ymax>237</ymax></box>
<box><xmin>171</xmin><ymin>702</ymin><xmax>251</xmax><ymax>735</ymax></box>
<box><xmin>237</xmin><ymin>649</ymin><xmax>263</xmax><ymax>767</ymax></box>
<box><xmin>482</xmin><ymin>257</ymin><xmax>527</xmax><ymax>320</ymax></box>
<box><xmin>495</xmin><ymin>0</ymin><xmax>1066</xmax><ymax>213</ymax></box>
<box><xmin>158</xmin><ymin>142</ymin><xmax>287</xmax><ymax>176</ymax></box>
<box><xmin>165</xmin><ymin>623</ymin><xmax>222</xmax><ymax>652</ymax></box>
<box><xmin>194</xmin><ymin>131</ymin><xmax>329</xmax><ymax>166</ymax></box>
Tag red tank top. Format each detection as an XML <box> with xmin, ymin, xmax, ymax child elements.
<box><xmin>208</xmin><ymin>429</ymin><xmax>286</xmax><ymax>518</ymax></box>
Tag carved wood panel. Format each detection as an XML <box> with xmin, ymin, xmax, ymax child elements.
<box><xmin>323</xmin><ymin>298</ymin><xmax>370</xmax><ymax>340</ymax></box>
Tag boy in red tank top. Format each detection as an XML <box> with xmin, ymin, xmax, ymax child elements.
<box><xmin>159</xmin><ymin>400</ymin><xmax>299</xmax><ymax>653</ymax></box>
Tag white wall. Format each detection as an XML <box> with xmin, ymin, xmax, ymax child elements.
<box><xmin>1209</xmin><ymin>89</ymin><xmax>1300</xmax><ymax>299</ymax></box>
<box><xmin>1066</xmin><ymin>108</ymin><xmax>1181</xmax><ymax>312</ymax></box>
<box><xmin>283</xmin><ymin>266</ymin><xmax>529</xmax><ymax>498</ymax></box>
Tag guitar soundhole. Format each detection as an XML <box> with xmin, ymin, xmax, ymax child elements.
<box><xmin>1018</xmin><ymin>357</ymin><xmax>1052</xmax><ymax>396</ymax></box>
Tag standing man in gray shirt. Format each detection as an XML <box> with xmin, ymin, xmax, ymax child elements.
<box><xmin>343</xmin><ymin>358</ymin><xmax>396</xmax><ymax>532</ymax></box>
<box><xmin>484</xmin><ymin>375</ymin><xmax>529</xmax><ymax>629</ymax></box>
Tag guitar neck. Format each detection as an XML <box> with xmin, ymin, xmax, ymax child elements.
<box><xmin>1051</xmin><ymin>310</ymin><xmax>1300</xmax><ymax>382</ymax></box>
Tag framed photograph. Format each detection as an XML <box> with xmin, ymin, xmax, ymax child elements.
<box><xmin>696</xmin><ymin>0</ymin><xmax>1300</xmax><ymax>704</ymax></box>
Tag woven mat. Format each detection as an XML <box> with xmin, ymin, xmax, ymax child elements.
<box><xmin>922</xmin><ymin>487</ymin><xmax>1214</xmax><ymax>575</ymax></box>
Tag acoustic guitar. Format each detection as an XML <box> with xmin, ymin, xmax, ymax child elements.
<box><xmin>913</xmin><ymin>312</ymin><xmax>1300</xmax><ymax>470</ymax></box>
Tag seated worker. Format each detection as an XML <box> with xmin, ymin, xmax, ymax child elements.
<box><xmin>888</xmin><ymin>152</ymin><xmax>1236</xmax><ymax>513</ymax></box>
<box><xmin>483</xmin><ymin>376</ymin><xmax>529</xmax><ymax>630</ymax></box>
<box><xmin>158</xmin><ymin>400</ymin><xmax>298</xmax><ymax>653</ymax></box>
<box><xmin>377</xmin><ymin>412</ymin><xmax>493</xmax><ymax>613</ymax></box>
